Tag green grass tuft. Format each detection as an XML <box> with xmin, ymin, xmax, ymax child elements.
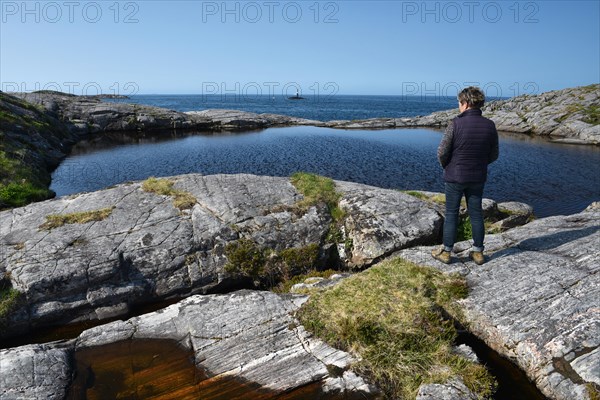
<box><xmin>40</xmin><ymin>207</ymin><xmax>115</xmax><ymax>230</ymax></box>
<box><xmin>297</xmin><ymin>257</ymin><xmax>496</xmax><ymax>399</ymax></box>
<box><xmin>457</xmin><ymin>216</ymin><xmax>473</xmax><ymax>242</ymax></box>
<box><xmin>0</xmin><ymin>181</ymin><xmax>51</xmax><ymax>209</ymax></box>
<box><xmin>141</xmin><ymin>176</ymin><xmax>175</xmax><ymax>195</ymax></box>
<box><xmin>290</xmin><ymin>172</ymin><xmax>345</xmax><ymax>222</ymax></box>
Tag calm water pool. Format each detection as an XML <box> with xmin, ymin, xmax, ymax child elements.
<box><xmin>51</xmin><ymin>126</ymin><xmax>600</xmax><ymax>217</ymax></box>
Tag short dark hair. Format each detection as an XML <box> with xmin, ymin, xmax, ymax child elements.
<box><xmin>458</xmin><ymin>86</ymin><xmax>486</xmax><ymax>109</ymax></box>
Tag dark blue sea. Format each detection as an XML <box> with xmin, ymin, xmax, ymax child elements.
<box><xmin>105</xmin><ymin>94</ymin><xmax>466</xmax><ymax>121</ymax></box>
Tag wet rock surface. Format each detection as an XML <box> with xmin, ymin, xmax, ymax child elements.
<box><xmin>397</xmin><ymin>207</ymin><xmax>600</xmax><ymax>400</ymax></box>
<box><xmin>0</xmin><ymin>290</ymin><xmax>380</xmax><ymax>399</ymax></box>
<box><xmin>0</xmin><ymin>174</ymin><xmax>443</xmax><ymax>339</ymax></box>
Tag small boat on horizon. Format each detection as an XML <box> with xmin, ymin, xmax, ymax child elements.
<box><xmin>288</xmin><ymin>91</ymin><xmax>305</xmax><ymax>100</ymax></box>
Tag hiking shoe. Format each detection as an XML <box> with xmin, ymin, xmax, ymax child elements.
<box><xmin>431</xmin><ymin>247</ymin><xmax>451</xmax><ymax>264</ymax></box>
<box><xmin>469</xmin><ymin>251</ymin><xmax>485</xmax><ymax>265</ymax></box>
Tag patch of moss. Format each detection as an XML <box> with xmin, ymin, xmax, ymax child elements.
<box><xmin>297</xmin><ymin>257</ymin><xmax>495</xmax><ymax>399</ymax></box>
<box><xmin>40</xmin><ymin>207</ymin><xmax>115</xmax><ymax>230</ymax></box>
<box><xmin>224</xmin><ymin>239</ymin><xmax>323</xmax><ymax>288</ymax></box>
<box><xmin>141</xmin><ymin>177</ymin><xmax>197</xmax><ymax>210</ymax></box>
<box><xmin>0</xmin><ymin>181</ymin><xmax>51</xmax><ymax>209</ymax></box>
<box><xmin>279</xmin><ymin>243</ymin><xmax>320</xmax><ymax>276</ymax></box>
<box><xmin>224</xmin><ymin>239</ymin><xmax>267</xmax><ymax>279</ymax></box>
<box><xmin>587</xmin><ymin>383</ymin><xmax>600</xmax><ymax>400</ymax></box>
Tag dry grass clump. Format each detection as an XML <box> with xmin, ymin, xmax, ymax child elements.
<box><xmin>142</xmin><ymin>177</ymin><xmax>197</xmax><ymax>210</ymax></box>
<box><xmin>40</xmin><ymin>207</ymin><xmax>115</xmax><ymax>230</ymax></box>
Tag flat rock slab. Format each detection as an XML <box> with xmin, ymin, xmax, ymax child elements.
<box><xmin>0</xmin><ymin>290</ymin><xmax>379</xmax><ymax>399</ymax></box>
<box><xmin>397</xmin><ymin>209</ymin><xmax>600</xmax><ymax>400</ymax></box>
<box><xmin>0</xmin><ymin>174</ymin><xmax>442</xmax><ymax>339</ymax></box>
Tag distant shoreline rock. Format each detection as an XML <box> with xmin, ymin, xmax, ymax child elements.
<box><xmin>86</xmin><ymin>93</ymin><xmax>130</xmax><ymax>99</ymax></box>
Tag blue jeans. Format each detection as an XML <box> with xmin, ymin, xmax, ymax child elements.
<box><xmin>443</xmin><ymin>182</ymin><xmax>485</xmax><ymax>252</ymax></box>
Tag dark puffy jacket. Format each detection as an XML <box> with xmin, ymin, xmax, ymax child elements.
<box><xmin>443</xmin><ymin>109</ymin><xmax>498</xmax><ymax>183</ymax></box>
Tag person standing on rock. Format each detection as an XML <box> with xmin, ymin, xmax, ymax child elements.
<box><xmin>431</xmin><ymin>86</ymin><xmax>499</xmax><ymax>265</ymax></box>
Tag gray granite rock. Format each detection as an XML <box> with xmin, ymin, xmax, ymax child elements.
<box><xmin>289</xmin><ymin>273</ymin><xmax>353</xmax><ymax>294</ymax></box>
<box><xmin>0</xmin><ymin>174</ymin><xmax>441</xmax><ymax>339</ymax></box>
<box><xmin>453</xmin><ymin>344</ymin><xmax>479</xmax><ymax>364</ymax></box>
<box><xmin>336</xmin><ymin>181</ymin><xmax>443</xmax><ymax>266</ymax></box>
<box><xmin>0</xmin><ymin>290</ymin><xmax>380</xmax><ymax>399</ymax></box>
<box><xmin>416</xmin><ymin>378</ymin><xmax>478</xmax><ymax>400</ymax></box>
<box><xmin>397</xmin><ymin>207</ymin><xmax>600</xmax><ymax>400</ymax></box>
<box><xmin>0</xmin><ymin>344</ymin><xmax>72</xmax><ymax>400</ymax></box>
<box><xmin>490</xmin><ymin>201</ymin><xmax>536</xmax><ymax>231</ymax></box>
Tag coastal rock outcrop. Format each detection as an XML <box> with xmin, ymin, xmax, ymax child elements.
<box><xmin>397</xmin><ymin>207</ymin><xmax>600</xmax><ymax>400</ymax></box>
<box><xmin>0</xmin><ymin>290</ymin><xmax>379</xmax><ymax>399</ymax></box>
<box><xmin>0</xmin><ymin>174</ymin><xmax>443</xmax><ymax>339</ymax></box>
<box><xmin>11</xmin><ymin>92</ymin><xmax>325</xmax><ymax>134</ymax></box>
<box><xmin>13</xmin><ymin>91</ymin><xmax>216</xmax><ymax>133</ymax></box>
<box><xmin>323</xmin><ymin>84</ymin><xmax>599</xmax><ymax>145</ymax></box>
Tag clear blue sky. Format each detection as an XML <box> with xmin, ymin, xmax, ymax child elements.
<box><xmin>1</xmin><ymin>0</ymin><xmax>599</xmax><ymax>96</ymax></box>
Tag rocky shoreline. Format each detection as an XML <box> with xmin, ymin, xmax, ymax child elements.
<box><xmin>1</xmin><ymin>173</ymin><xmax>598</xmax><ymax>399</ymax></box>
<box><xmin>10</xmin><ymin>84</ymin><xmax>600</xmax><ymax>144</ymax></box>
<box><xmin>0</xmin><ymin>174</ymin><xmax>533</xmax><ymax>340</ymax></box>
